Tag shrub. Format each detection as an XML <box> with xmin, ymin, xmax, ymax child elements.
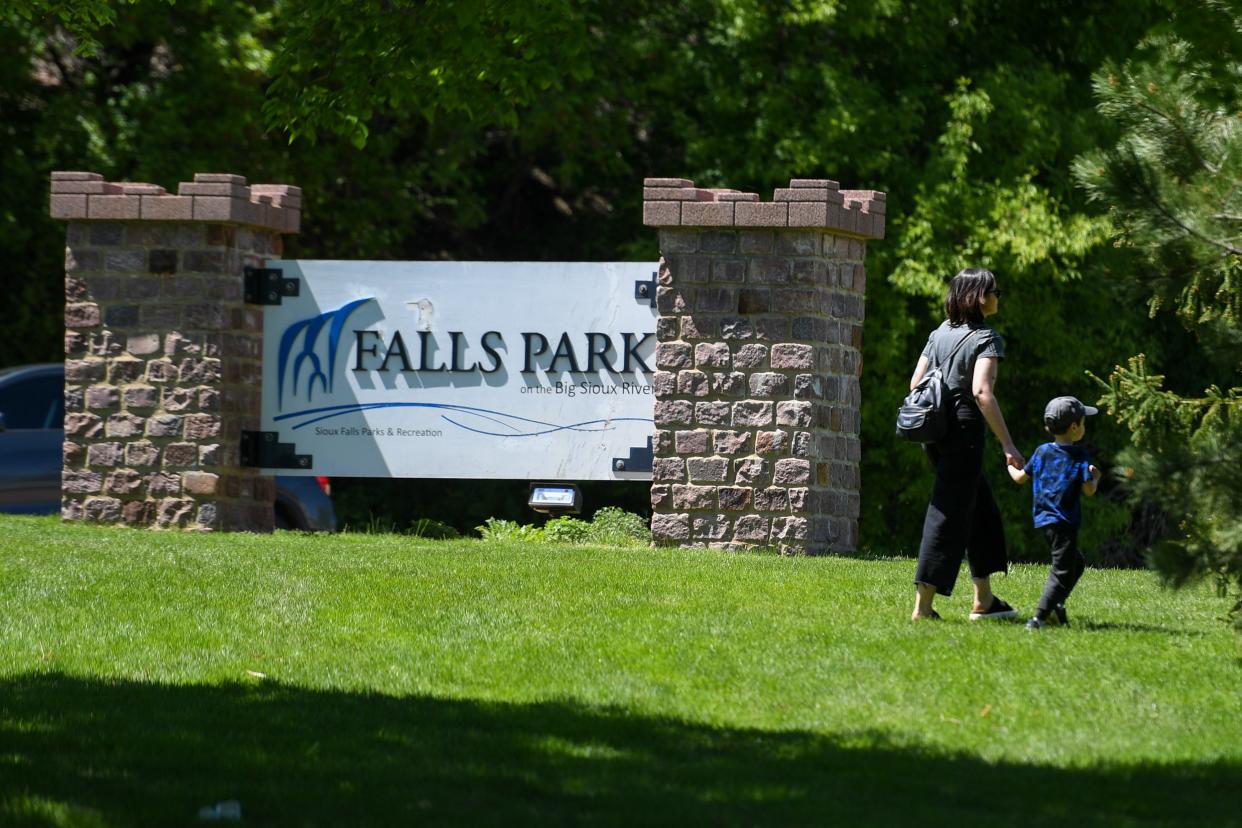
<box><xmin>543</xmin><ymin>516</ymin><xmax>593</xmax><ymax>544</ymax></box>
<box><xmin>474</xmin><ymin>508</ymin><xmax>651</xmax><ymax>547</ymax></box>
<box><xmin>476</xmin><ymin>518</ymin><xmax>545</xmax><ymax>543</ymax></box>
<box><xmin>586</xmin><ymin>507</ymin><xmax>650</xmax><ymax>546</ymax></box>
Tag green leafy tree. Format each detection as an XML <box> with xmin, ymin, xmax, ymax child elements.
<box><xmin>256</xmin><ymin>0</ymin><xmax>1172</xmax><ymax>560</ymax></box>
<box><xmin>262</xmin><ymin>0</ymin><xmax>594</xmax><ymax>149</ymax></box>
<box><xmin>1073</xmin><ymin>2</ymin><xmax>1242</xmax><ymax>622</ymax></box>
<box><xmin>0</xmin><ymin>0</ymin><xmax>290</xmax><ymax>366</ymax></box>
<box><xmin>7</xmin><ymin>0</ymin><xmax>141</xmax><ymax>55</ymax></box>
<box><xmin>6</xmin><ymin>0</ymin><xmax>1190</xmax><ymax>553</ymax></box>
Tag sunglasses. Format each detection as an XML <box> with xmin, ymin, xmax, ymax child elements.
<box><xmin>987</xmin><ymin>288</ymin><xmax>1004</xmax><ymax>298</ymax></box>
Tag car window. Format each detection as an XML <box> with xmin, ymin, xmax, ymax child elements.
<box><xmin>0</xmin><ymin>375</ymin><xmax>64</xmax><ymax>430</ymax></box>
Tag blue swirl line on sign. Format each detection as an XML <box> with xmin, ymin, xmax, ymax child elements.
<box><xmin>274</xmin><ymin>401</ymin><xmax>652</xmax><ymax>437</ymax></box>
<box><xmin>441</xmin><ymin>415</ymin><xmax>650</xmax><ymax>438</ymax></box>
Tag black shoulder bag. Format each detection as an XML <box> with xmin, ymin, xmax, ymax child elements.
<box><xmin>895</xmin><ymin>330</ymin><xmax>977</xmax><ymax>443</ymax></box>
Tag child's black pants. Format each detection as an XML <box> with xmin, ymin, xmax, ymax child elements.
<box><xmin>1038</xmin><ymin>522</ymin><xmax>1085</xmax><ymax>614</ymax></box>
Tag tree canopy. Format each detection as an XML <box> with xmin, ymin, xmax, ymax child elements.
<box><xmin>3</xmin><ymin>0</ymin><xmax>1214</xmax><ymax>563</ymax></box>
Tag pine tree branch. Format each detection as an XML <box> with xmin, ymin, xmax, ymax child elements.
<box><xmin>1133</xmin><ymin>98</ymin><xmax>1219</xmax><ymax>175</ymax></box>
<box><xmin>1222</xmin><ymin>179</ymin><xmax>1242</xmax><ymax>208</ymax></box>
<box><xmin>1133</xmin><ymin>170</ymin><xmax>1242</xmax><ymax>256</ymax></box>
<box><xmin>1163</xmin><ymin>453</ymin><xmax>1242</xmax><ymax>475</ymax></box>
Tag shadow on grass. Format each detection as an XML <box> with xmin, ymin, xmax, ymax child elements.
<box><xmin>0</xmin><ymin>673</ymin><xmax>1238</xmax><ymax>827</ymax></box>
<box><xmin>1076</xmin><ymin>620</ymin><xmax>1208</xmax><ymax>636</ymax></box>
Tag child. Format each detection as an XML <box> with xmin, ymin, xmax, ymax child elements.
<box><xmin>1007</xmin><ymin>396</ymin><xmax>1102</xmax><ymax>629</ymax></box>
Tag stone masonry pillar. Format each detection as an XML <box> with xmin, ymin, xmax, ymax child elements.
<box><xmin>50</xmin><ymin>171</ymin><xmax>301</xmax><ymax>531</ymax></box>
<box><xmin>643</xmin><ymin>177</ymin><xmax>885</xmax><ymax>554</ymax></box>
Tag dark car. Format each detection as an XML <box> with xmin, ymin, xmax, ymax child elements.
<box><xmin>0</xmin><ymin>363</ymin><xmax>336</xmax><ymax>530</ymax></box>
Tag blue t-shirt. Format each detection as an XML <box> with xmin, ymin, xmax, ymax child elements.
<box><xmin>1026</xmin><ymin>442</ymin><xmax>1092</xmax><ymax>528</ymax></box>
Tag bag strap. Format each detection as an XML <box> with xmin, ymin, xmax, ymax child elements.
<box><xmin>929</xmin><ymin>327</ymin><xmax>979</xmax><ymax>372</ymax></box>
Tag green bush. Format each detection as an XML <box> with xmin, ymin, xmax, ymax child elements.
<box><xmin>475</xmin><ymin>508</ymin><xmax>651</xmax><ymax>547</ymax></box>
<box><xmin>543</xmin><ymin>517</ymin><xmax>593</xmax><ymax>544</ymax></box>
<box><xmin>585</xmin><ymin>507</ymin><xmax>651</xmax><ymax>546</ymax></box>
<box><xmin>476</xmin><ymin>518</ymin><xmax>545</xmax><ymax>543</ymax></box>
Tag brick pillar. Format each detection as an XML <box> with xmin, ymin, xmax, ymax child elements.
<box><xmin>643</xmin><ymin>177</ymin><xmax>886</xmax><ymax>554</ymax></box>
<box><xmin>51</xmin><ymin>171</ymin><xmax>302</xmax><ymax>531</ymax></box>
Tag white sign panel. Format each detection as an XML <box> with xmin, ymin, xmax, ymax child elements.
<box><xmin>260</xmin><ymin>261</ymin><xmax>658</xmax><ymax>480</ymax></box>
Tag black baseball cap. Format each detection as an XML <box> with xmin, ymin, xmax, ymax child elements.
<box><xmin>1044</xmin><ymin>396</ymin><xmax>1099</xmax><ymax>434</ymax></box>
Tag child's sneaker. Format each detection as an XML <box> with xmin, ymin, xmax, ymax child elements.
<box><xmin>1052</xmin><ymin>604</ymin><xmax>1069</xmax><ymax>626</ymax></box>
<box><xmin>969</xmin><ymin>597</ymin><xmax>1018</xmax><ymax>621</ymax></box>
<box><xmin>1025</xmin><ymin>617</ymin><xmax>1043</xmax><ymax>631</ymax></box>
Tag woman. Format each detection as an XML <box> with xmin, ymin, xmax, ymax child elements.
<box><xmin>909</xmin><ymin>268</ymin><xmax>1024</xmax><ymax>620</ymax></box>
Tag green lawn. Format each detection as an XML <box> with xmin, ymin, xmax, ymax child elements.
<box><xmin>1</xmin><ymin>514</ymin><xmax>1239</xmax><ymax>827</ymax></box>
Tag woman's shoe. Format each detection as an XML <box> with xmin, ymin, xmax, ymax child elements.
<box><xmin>969</xmin><ymin>597</ymin><xmax>1017</xmax><ymax>621</ymax></box>
<box><xmin>912</xmin><ymin>609</ymin><xmax>942</xmax><ymax>621</ymax></box>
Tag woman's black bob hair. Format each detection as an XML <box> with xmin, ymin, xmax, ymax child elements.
<box><xmin>944</xmin><ymin>267</ymin><xmax>997</xmax><ymax>326</ymax></box>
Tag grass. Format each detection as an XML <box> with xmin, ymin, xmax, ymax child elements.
<box><xmin>0</xmin><ymin>514</ymin><xmax>1239</xmax><ymax>827</ymax></box>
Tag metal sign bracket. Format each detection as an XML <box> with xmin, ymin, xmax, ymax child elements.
<box><xmin>240</xmin><ymin>430</ymin><xmax>312</xmax><ymax>469</ymax></box>
<box><xmin>244</xmin><ymin>266</ymin><xmax>300</xmax><ymax>305</ymax></box>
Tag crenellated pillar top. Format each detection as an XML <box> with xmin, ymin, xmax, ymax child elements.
<box><xmin>642</xmin><ymin>177</ymin><xmax>885</xmax><ymax>239</ymax></box>
<box><xmin>50</xmin><ymin>171</ymin><xmax>301</xmax><ymax>234</ymax></box>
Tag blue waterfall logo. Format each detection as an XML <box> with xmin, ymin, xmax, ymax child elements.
<box><xmin>276</xmin><ymin>298</ymin><xmax>374</xmax><ymax>411</ymax></box>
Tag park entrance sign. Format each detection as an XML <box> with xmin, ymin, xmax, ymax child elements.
<box><xmin>52</xmin><ymin>170</ymin><xmax>885</xmax><ymax>549</ymax></box>
<box><xmin>257</xmin><ymin>260</ymin><xmax>658</xmax><ymax>480</ymax></box>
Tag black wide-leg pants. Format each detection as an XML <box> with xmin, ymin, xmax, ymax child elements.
<box><xmin>914</xmin><ymin>416</ymin><xmax>1008</xmax><ymax>597</ymax></box>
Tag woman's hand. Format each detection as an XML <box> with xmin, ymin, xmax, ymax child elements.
<box><xmin>1004</xmin><ymin>445</ymin><xmax>1025</xmax><ymax>470</ymax></box>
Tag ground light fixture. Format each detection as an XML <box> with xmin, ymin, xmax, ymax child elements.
<box><xmin>528</xmin><ymin>483</ymin><xmax>582</xmax><ymax>516</ymax></box>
